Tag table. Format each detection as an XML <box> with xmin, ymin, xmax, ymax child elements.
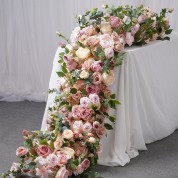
<box><xmin>41</xmin><ymin>32</ymin><xmax>178</xmax><ymax>166</ymax></box>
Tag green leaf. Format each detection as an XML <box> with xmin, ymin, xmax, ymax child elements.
<box><xmin>165</xmin><ymin>29</ymin><xmax>172</xmax><ymax>35</ymax></box>
<box><xmin>70</xmin><ymin>88</ymin><xmax>77</xmax><ymax>94</ymax></box>
<box><xmin>110</xmin><ymin>94</ymin><xmax>116</xmax><ymax>99</ymax></box>
<box><xmin>65</xmin><ymin>47</ymin><xmax>69</xmax><ymax>54</ymax></box>
<box><xmin>164</xmin><ymin>36</ymin><xmax>170</xmax><ymax>40</ymax></box>
<box><xmin>109</xmin><ymin>116</ymin><xmax>116</xmax><ymax>123</ymax></box>
<box><xmin>62</xmin><ymin>63</ymin><xmax>68</xmax><ymax>73</ymax></box>
<box><xmin>104</xmin><ymin>123</ymin><xmax>113</xmax><ymax>130</ymax></box>
<box><xmin>56</xmin><ymin>71</ymin><xmax>65</xmax><ymax>77</ymax></box>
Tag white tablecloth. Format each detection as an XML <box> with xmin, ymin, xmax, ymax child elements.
<box><xmin>41</xmin><ymin>32</ymin><xmax>178</xmax><ymax>166</ymax></box>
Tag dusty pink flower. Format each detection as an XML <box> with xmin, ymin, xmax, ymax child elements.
<box><xmin>126</xmin><ymin>32</ymin><xmax>134</xmax><ymax>46</ymax></box>
<box><xmin>55</xmin><ymin>166</ymin><xmax>69</xmax><ymax>178</ymax></box>
<box><xmin>82</xmin><ymin>58</ymin><xmax>95</xmax><ymax>70</ymax></box>
<box><xmin>96</xmin><ymin>126</ymin><xmax>106</xmax><ymax>138</ymax></box>
<box><xmin>86</xmin><ymin>84</ymin><xmax>100</xmax><ymax>94</ymax></box>
<box><xmin>72</xmin><ymin>105</ymin><xmax>82</xmax><ymax>118</ymax></box>
<box><xmin>83</xmin><ymin>122</ymin><xmax>92</xmax><ymax>133</ymax></box>
<box><xmin>91</xmin><ymin>60</ymin><xmax>102</xmax><ymax>72</ymax></box>
<box><xmin>37</xmin><ymin>145</ymin><xmax>52</xmax><ymax>157</ymax></box>
<box><xmin>80</xmin><ymin>26</ymin><xmax>97</xmax><ymax>36</ymax></box>
<box><xmin>131</xmin><ymin>23</ymin><xmax>140</xmax><ymax>35</ymax></box>
<box><xmin>81</xmin><ymin>159</ymin><xmax>90</xmax><ymax>170</ymax></box>
<box><xmin>74</xmin><ymin>143</ymin><xmax>88</xmax><ymax>157</ymax></box>
<box><xmin>67</xmin><ymin>60</ymin><xmax>78</xmax><ymax>72</ymax></box>
<box><xmin>93</xmin><ymin>121</ymin><xmax>100</xmax><ymax>130</ymax></box>
<box><xmin>92</xmin><ymin>72</ymin><xmax>102</xmax><ymax>85</ymax></box>
<box><xmin>80</xmin><ymin>97</ymin><xmax>91</xmax><ymax>108</ymax></box>
<box><xmin>99</xmin><ymin>34</ymin><xmax>114</xmax><ymax>49</ymax></box>
<box><xmin>109</xmin><ymin>16</ymin><xmax>122</xmax><ymax>28</ymax></box>
<box><xmin>16</xmin><ymin>147</ymin><xmax>28</xmax><ymax>157</ymax></box>
<box><xmin>57</xmin><ymin>152</ymin><xmax>69</xmax><ymax>166</ymax></box>
<box><xmin>80</xmin><ymin>108</ymin><xmax>92</xmax><ymax>120</ymax></box>
<box><xmin>104</xmin><ymin>47</ymin><xmax>114</xmax><ymax>58</ymax></box>
<box><xmin>75</xmin><ymin>164</ymin><xmax>84</xmax><ymax>175</ymax></box>
<box><xmin>47</xmin><ymin>154</ymin><xmax>58</xmax><ymax>167</ymax></box>
<box><xmin>22</xmin><ymin>129</ymin><xmax>29</xmax><ymax>137</ymax></box>
<box><xmin>138</xmin><ymin>14</ymin><xmax>146</xmax><ymax>23</ymax></box>
<box><xmin>87</xmin><ymin>36</ymin><xmax>100</xmax><ymax>47</ymax></box>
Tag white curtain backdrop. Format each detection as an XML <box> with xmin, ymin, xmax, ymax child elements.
<box><xmin>0</xmin><ymin>0</ymin><xmax>177</xmax><ymax>102</ymax></box>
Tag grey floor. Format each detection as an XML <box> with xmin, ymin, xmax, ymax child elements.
<box><xmin>0</xmin><ymin>101</ymin><xmax>178</xmax><ymax>178</ymax></box>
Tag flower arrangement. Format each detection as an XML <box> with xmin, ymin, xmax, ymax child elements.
<box><xmin>2</xmin><ymin>4</ymin><xmax>173</xmax><ymax>178</ymax></box>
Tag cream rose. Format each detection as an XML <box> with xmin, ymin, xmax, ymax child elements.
<box><xmin>60</xmin><ymin>147</ymin><xmax>75</xmax><ymax>158</ymax></box>
<box><xmin>76</xmin><ymin>47</ymin><xmax>91</xmax><ymax>59</ymax></box>
<box><xmin>102</xmin><ymin>70</ymin><xmax>115</xmax><ymax>85</ymax></box>
<box><xmin>100</xmin><ymin>21</ymin><xmax>113</xmax><ymax>34</ymax></box>
<box><xmin>87</xmin><ymin>137</ymin><xmax>96</xmax><ymax>143</ymax></box>
<box><xmin>54</xmin><ymin>135</ymin><xmax>63</xmax><ymax>149</ymax></box>
<box><xmin>80</xmin><ymin>70</ymin><xmax>89</xmax><ymax>79</ymax></box>
<box><xmin>62</xmin><ymin>129</ymin><xmax>74</xmax><ymax>140</ymax></box>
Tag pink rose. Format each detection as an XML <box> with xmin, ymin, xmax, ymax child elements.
<box><xmin>37</xmin><ymin>145</ymin><xmax>52</xmax><ymax>157</ymax></box>
<box><xmin>126</xmin><ymin>32</ymin><xmax>134</xmax><ymax>46</ymax></box>
<box><xmin>55</xmin><ymin>166</ymin><xmax>69</xmax><ymax>178</ymax></box>
<box><xmin>75</xmin><ymin>164</ymin><xmax>84</xmax><ymax>175</ymax></box>
<box><xmin>96</xmin><ymin>126</ymin><xmax>106</xmax><ymax>138</ymax></box>
<box><xmin>83</xmin><ymin>122</ymin><xmax>92</xmax><ymax>133</ymax></box>
<box><xmin>131</xmin><ymin>23</ymin><xmax>140</xmax><ymax>35</ymax></box>
<box><xmin>47</xmin><ymin>154</ymin><xmax>58</xmax><ymax>167</ymax></box>
<box><xmin>99</xmin><ymin>34</ymin><xmax>114</xmax><ymax>49</ymax></box>
<box><xmin>138</xmin><ymin>14</ymin><xmax>146</xmax><ymax>24</ymax></box>
<box><xmin>80</xmin><ymin>97</ymin><xmax>91</xmax><ymax>108</ymax></box>
<box><xmin>36</xmin><ymin>166</ymin><xmax>53</xmax><ymax>178</ymax></box>
<box><xmin>72</xmin><ymin>105</ymin><xmax>82</xmax><ymax>118</ymax></box>
<box><xmin>80</xmin><ymin>26</ymin><xmax>96</xmax><ymax>36</ymax></box>
<box><xmin>16</xmin><ymin>147</ymin><xmax>28</xmax><ymax>157</ymax></box>
<box><xmin>93</xmin><ymin>121</ymin><xmax>100</xmax><ymax>130</ymax></box>
<box><xmin>72</xmin><ymin>120</ymin><xmax>83</xmax><ymax>133</ymax></box>
<box><xmin>74</xmin><ymin>143</ymin><xmax>88</xmax><ymax>157</ymax></box>
<box><xmin>87</xmin><ymin>36</ymin><xmax>100</xmax><ymax>47</ymax></box>
<box><xmin>57</xmin><ymin>152</ymin><xmax>69</xmax><ymax>166</ymax></box>
<box><xmin>109</xmin><ymin>16</ymin><xmax>122</xmax><ymax>28</ymax></box>
<box><xmin>81</xmin><ymin>159</ymin><xmax>90</xmax><ymax>170</ymax></box>
<box><xmin>92</xmin><ymin>72</ymin><xmax>102</xmax><ymax>85</ymax></box>
<box><xmin>86</xmin><ymin>84</ymin><xmax>100</xmax><ymax>94</ymax></box>
<box><xmin>91</xmin><ymin>60</ymin><xmax>102</xmax><ymax>72</ymax></box>
<box><xmin>104</xmin><ymin>48</ymin><xmax>114</xmax><ymax>59</ymax></box>
<box><xmin>80</xmin><ymin>108</ymin><xmax>92</xmax><ymax>120</ymax></box>
<box><xmin>89</xmin><ymin>93</ymin><xmax>100</xmax><ymax>105</ymax></box>
<box><xmin>82</xmin><ymin>58</ymin><xmax>95</xmax><ymax>70</ymax></box>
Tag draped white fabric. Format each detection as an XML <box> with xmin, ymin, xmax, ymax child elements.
<box><xmin>0</xmin><ymin>0</ymin><xmax>178</xmax><ymax>101</ymax></box>
<box><xmin>41</xmin><ymin>33</ymin><xmax>178</xmax><ymax>166</ymax></box>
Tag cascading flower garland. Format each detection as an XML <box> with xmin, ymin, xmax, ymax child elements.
<box><xmin>2</xmin><ymin>5</ymin><xmax>173</xmax><ymax>178</ymax></box>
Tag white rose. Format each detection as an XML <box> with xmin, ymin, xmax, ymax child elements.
<box><xmin>80</xmin><ymin>70</ymin><xmax>89</xmax><ymax>79</ymax></box>
<box><xmin>100</xmin><ymin>21</ymin><xmax>113</xmax><ymax>34</ymax></box>
<box><xmin>102</xmin><ymin>70</ymin><xmax>115</xmax><ymax>85</ymax></box>
<box><xmin>76</xmin><ymin>47</ymin><xmax>91</xmax><ymax>59</ymax></box>
<box><xmin>70</xmin><ymin>27</ymin><xmax>80</xmax><ymax>44</ymax></box>
<box><xmin>62</xmin><ymin>129</ymin><xmax>74</xmax><ymax>139</ymax></box>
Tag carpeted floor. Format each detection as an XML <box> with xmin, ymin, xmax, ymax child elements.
<box><xmin>0</xmin><ymin>101</ymin><xmax>178</xmax><ymax>178</ymax></box>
